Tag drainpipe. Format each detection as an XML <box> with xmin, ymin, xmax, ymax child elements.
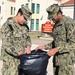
<box><xmin>74</xmin><ymin>0</ymin><xmax>75</xmax><ymax>19</ymax></box>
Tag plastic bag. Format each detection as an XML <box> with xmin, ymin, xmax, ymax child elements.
<box><xmin>18</xmin><ymin>49</ymin><xmax>50</xmax><ymax>75</ymax></box>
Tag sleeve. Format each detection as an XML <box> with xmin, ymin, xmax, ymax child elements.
<box><xmin>24</xmin><ymin>27</ymin><xmax>31</xmax><ymax>47</ymax></box>
<box><xmin>44</xmin><ymin>40</ymin><xmax>55</xmax><ymax>50</ymax></box>
<box><xmin>1</xmin><ymin>23</ymin><xmax>18</xmax><ymax>56</ymax></box>
<box><xmin>57</xmin><ymin>22</ymin><xmax>75</xmax><ymax>53</ymax></box>
<box><xmin>25</xmin><ymin>32</ymin><xmax>31</xmax><ymax>47</ymax></box>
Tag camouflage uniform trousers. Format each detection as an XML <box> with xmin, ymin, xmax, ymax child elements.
<box><xmin>53</xmin><ymin>64</ymin><xmax>74</xmax><ymax>75</ymax></box>
<box><xmin>1</xmin><ymin>57</ymin><xmax>20</xmax><ymax>75</ymax></box>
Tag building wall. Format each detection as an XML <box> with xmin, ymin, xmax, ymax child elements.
<box><xmin>1</xmin><ymin>0</ymin><xmax>73</xmax><ymax>31</ymax></box>
<box><xmin>0</xmin><ymin>0</ymin><xmax>15</xmax><ymax>26</ymax></box>
<box><xmin>61</xmin><ymin>6</ymin><xmax>74</xmax><ymax>19</ymax></box>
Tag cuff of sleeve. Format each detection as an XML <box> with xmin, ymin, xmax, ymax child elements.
<box><xmin>57</xmin><ymin>46</ymin><xmax>69</xmax><ymax>53</ymax></box>
<box><xmin>44</xmin><ymin>45</ymin><xmax>52</xmax><ymax>50</ymax></box>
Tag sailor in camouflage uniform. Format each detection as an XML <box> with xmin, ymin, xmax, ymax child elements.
<box><xmin>36</xmin><ymin>4</ymin><xmax>75</xmax><ymax>75</ymax></box>
<box><xmin>1</xmin><ymin>5</ymin><xmax>33</xmax><ymax>75</ymax></box>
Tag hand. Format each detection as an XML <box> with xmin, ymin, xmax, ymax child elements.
<box><xmin>35</xmin><ymin>45</ymin><xmax>45</xmax><ymax>50</ymax></box>
<box><xmin>47</xmin><ymin>48</ymin><xmax>58</xmax><ymax>56</ymax></box>
<box><xmin>18</xmin><ymin>51</ymin><xmax>23</xmax><ymax>56</ymax></box>
<box><xmin>24</xmin><ymin>46</ymin><xmax>31</xmax><ymax>54</ymax></box>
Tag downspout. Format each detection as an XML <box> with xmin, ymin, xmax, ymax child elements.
<box><xmin>73</xmin><ymin>0</ymin><xmax>75</xmax><ymax>19</ymax></box>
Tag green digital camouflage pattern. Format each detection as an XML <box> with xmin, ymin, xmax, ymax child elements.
<box><xmin>21</xmin><ymin>5</ymin><xmax>33</xmax><ymax>20</ymax></box>
<box><xmin>45</xmin><ymin>16</ymin><xmax>75</xmax><ymax>75</ymax></box>
<box><xmin>53</xmin><ymin>64</ymin><xmax>74</xmax><ymax>75</ymax></box>
<box><xmin>46</xmin><ymin>4</ymin><xmax>59</xmax><ymax>19</ymax></box>
<box><xmin>1</xmin><ymin>17</ymin><xmax>31</xmax><ymax>75</ymax></box>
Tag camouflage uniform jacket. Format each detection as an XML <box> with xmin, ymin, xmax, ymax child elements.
<box><xmin>45</xmin><ymin>16</ymin><xmax>75</xmax><ymax>66</ymax></box>
<box><xmin>1</xmin><ymin>18</ymin><xmax>31</xmax><ymax>60</ymax></box>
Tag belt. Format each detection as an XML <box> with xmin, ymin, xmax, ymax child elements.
<box><xmin>56</xmin><ymin>52</ymin><xmax>69</xmax><ymax>55</ymax></box>
<box><xmin>5</xmin><ymin>50</ymin><xmax>19</xmax><ymax>59</ymax></box>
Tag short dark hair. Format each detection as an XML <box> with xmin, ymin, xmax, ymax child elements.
<box><xmin>17</xmin><ymin>8</ymin><xmax>27</xmax><ymax>21</ymax></box>
<box><xmin>17</xmin><ymin>8</ymin><xmax>23</xmax><ymax>15</ymax></box>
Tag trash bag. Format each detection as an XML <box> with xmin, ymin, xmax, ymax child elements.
<box><xmin>18</xmin><ymin>49</ymin><xmax>50</xmax><ymax>75</ymax></box>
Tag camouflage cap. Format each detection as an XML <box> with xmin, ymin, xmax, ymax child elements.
<box><xmin>46</xmin><ymin>4</ymin><xmax>60</xmax><ymax>20</ymax></box>
<box><xmin>21</xmin><ymin>5</ymin><xmax>33</xmax><ymax>20</ymax></box>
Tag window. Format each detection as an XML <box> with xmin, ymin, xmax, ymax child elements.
<box><xmin>28</xmin><ymin>0</ymin><xmax>30</xmax><ymax>2</ymax></box>
<box><xmin>36</xmin><ymin>19</ymin><xmax>39</xmax><ymax>30</ymax></box>
<box><xmin>31</xmin><ymin>19</ymin><xmax>34</xmax><ymax>30</ymax></box>
<box><xmin>26</xmin><ymin>3</ymin><xmax>28</xmax><ymax>8</ymax></box>
<box><xmin>11</xmin><ymin>7</ymin><xmax>13</xmax><ymax>15</ymax></box>
<box><xmin>0</xmin><ymin>6</ymin><xmax>1</xmax><ymax>14</ymax></box>
<box><xmin>14</xmin><ymin>7</ymin><xmax>15</xmax><ymax>15</ymax></box>
<box><xmin>28</xmin><ymin>0</ymin><xmax>32</xmax><ymax>2</ymax></box>
<box><xmin>36</xmin><ymin>4</ymin><xmax>40</xmax><ymax>14</ymax></box>
<box><xmin>32</xmin><ymin>3</ymin><xmax>35</xmax><ymax>13</ymax></box>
